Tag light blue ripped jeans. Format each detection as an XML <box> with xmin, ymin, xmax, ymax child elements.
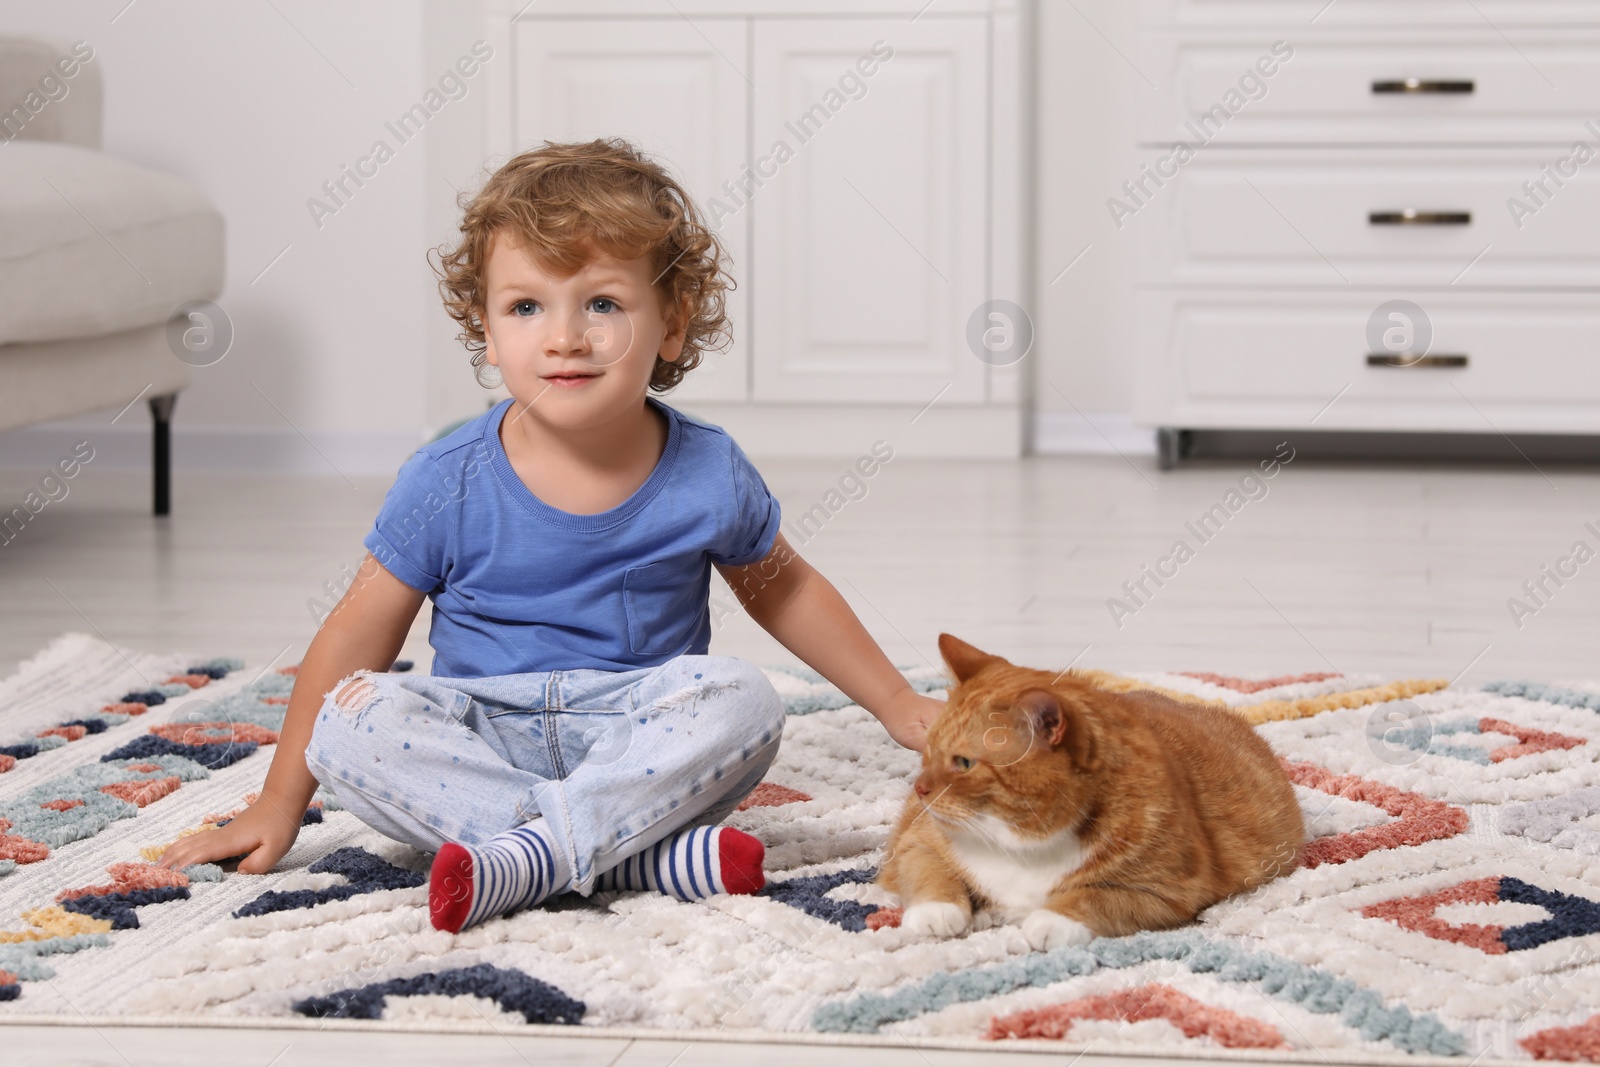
<box><xmin>302</xmin><ymin>656</ymin><xmax>785</xmax><ymax>896</ymax></box>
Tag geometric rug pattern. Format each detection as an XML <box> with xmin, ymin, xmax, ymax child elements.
<box><xmin>2</xmin><ymin>634</ymin><xmax>1599</xmax><ymax>1065</ymax></box>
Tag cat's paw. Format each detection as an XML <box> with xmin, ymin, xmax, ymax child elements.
<box><xmin>901</xmin><ymin>901</ymin><xmax>971</xmax><ymax>938</ymax></box>
<box><xmin>1021</xmin><ymin>908</ymin><xmax>1095</xmax><ymax>952</ymax></box>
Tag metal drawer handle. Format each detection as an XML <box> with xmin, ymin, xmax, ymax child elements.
<box><xmin>1369</xmin><ymin>209</ymin><xmax>1472</xmax><ymax>226</ymax></box>
<box><xmin>1372</xmin><ymin>78</ymin><xmax>1475</xmax><ymax>94</ymax></box>
<box><xmin>1367</xmin><ymin>354</ymin><xmax>1468</xmax><ymax>368</ymax></box>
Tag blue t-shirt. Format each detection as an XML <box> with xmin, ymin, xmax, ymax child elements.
<box><xmin>363</xmin><ymin>397</ymin><xmax>781</xmax><ymax>678</ymax></box>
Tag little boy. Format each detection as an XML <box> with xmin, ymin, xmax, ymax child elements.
<box><xmin>157</xmin><ymin>139</ymin><xmax>944</xmax><ymax>932</ymax></box>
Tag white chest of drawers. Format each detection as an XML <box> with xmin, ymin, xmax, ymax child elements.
<box><xmin>1131</xmin><ymin>1</ymin><xmax>1600</xmax><ymax>466</ymax></box>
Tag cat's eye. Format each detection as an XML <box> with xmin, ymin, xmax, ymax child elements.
<box><xmin>951</xmin><ymin>755</ymin><xmax>975</xmax><ymax>772</ymax></box>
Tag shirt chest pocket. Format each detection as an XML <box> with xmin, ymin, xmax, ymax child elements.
<box><xmin>622</xmin><ymin>560</ymin><xmax>705</xmax><ymax>657</ymax></box>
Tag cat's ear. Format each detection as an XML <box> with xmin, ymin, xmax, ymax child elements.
<box><xmin>1017</xmin><ymin>688</ymin><xmax>1095</xmax><ymax>767</ymax></box>
<box><xmin>938</xmin><ymin>633</ymin><xmax>1006</xmax><ymax>682</ymax></box>
<box><xmin>1016</xmin><ymin>689</ymin><xmax>1067</xmax><ymax>748</ymax></box>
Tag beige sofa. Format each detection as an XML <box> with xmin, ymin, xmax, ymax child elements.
<box><xmin>0</xmin><ymin>35</ymin><xmax>224</xmax><ymax>514</ymax></box>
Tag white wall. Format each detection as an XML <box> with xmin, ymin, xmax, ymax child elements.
<box><xmin>422</xmin><ymin>0</ymin><xmax>509</xmax><ymax>440</ymax></box>
<box><xmin>1030</xmin><ymin>0</ymin><xmax>1152</xmax><ymax>455</ymax></box>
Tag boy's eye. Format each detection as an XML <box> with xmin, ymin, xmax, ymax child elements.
<box><xmin>511</xmin><ymin>300</ymin><xmax>538</xmax><ymax>316</ymax></box>
<box><xmin>589</xmin><ymin>297</ymin><xmax>617</xmax><ymax>314</ymax></box>
<box><xmin>951</xmin><ymin>755</ymin><xmax>975</xmax><ymax>772</ymax></box>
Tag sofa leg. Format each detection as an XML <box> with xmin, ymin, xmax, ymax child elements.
<box><xmin>149</xmin><ymin>392</ymin><xmax>178</xmax><ymax>516</ymax></box>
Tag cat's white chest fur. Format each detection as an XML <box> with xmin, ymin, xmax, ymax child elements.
<box><xmin>946</xmin><ymin>813</ymin><xmax>1087</xmax><ymax>920</ymax></box>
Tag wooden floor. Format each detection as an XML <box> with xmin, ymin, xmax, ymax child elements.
<box><xmin>2</xmin><ymin>450</ymin><xmax>1597</xmax><ymax>1063</ymax></box>
<box><xmin>3</xmin><ymin>451</ymin><xmax>1597</xmax><ymax>683</ymax></box>
<box><xmin>0</xmin><ymin>1027</ymin><xmax>1213</xmax><ymax>1065</ymax></box>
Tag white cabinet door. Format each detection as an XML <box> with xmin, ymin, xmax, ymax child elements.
<box><xmin>750</xmin><ymin>19</ymin><xmax>988</xmax><ymax>405</ymax></box>
<box><xmin>512</xmin><ymin>19</ymin><xmax>750</xmax><ymax>401</ymax></box>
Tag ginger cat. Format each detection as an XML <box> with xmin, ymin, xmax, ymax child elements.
<box><xmin>878</xmin><ymin>635</ymin><xmax>1305</xmax><ymax>951</ymax></box>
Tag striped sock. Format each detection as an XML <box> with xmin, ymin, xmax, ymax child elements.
<box><xmin>592</xmin><ymin>825</ymin><xmax>765</xmax><ymax>900</ymax></box>
<box><xmin>429</xmin><ymin>816</ymin><xmax>572</xmax><ymax>933</ymax></box>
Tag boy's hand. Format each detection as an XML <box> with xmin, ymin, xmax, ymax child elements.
<box><xmin>881</xmin><ymin>689</ymin><xmax>947</xmax><ymax>752</ymax></box>
<box><xmin>153</xmin><ymin>794</ymin><xmax>304</xmax><ymax>875</ymax></box>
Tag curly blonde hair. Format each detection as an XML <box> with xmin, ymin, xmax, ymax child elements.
<box><xmin>432</xmin><ymin>138</ymin><xmax>735</xmax><ymax>392</ymax></box>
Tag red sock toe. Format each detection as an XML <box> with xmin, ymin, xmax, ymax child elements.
<box><xmin>717</xmin><ymin>827</ymin><xmax>765</xmax><ymax>895</ymax></box>
<box><xmin>429</xmin><ymin>842</ymin><xmax>476</xmax><ymax>933</ymax></box>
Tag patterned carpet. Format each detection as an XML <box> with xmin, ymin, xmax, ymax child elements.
<box><xmin>2</xmin><ymin>633</ymin><xmax>1599</xmax><ymax>1063</ymax></box>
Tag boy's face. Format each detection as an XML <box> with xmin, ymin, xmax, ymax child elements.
<box><xmin>480</xmin><ymin>230</ymin><xmax>686</xmax><ymax>430</ymax></box>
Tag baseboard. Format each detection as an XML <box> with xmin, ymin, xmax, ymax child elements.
<box><xmin>0</xmin><ymin>421</ymin><xmax>422</xmax><ymax>477</ymax></box>
<box><xmin>0</xmin><ymin>403</ymin><xmax>1043</xmax><ymax>471</ymax></box>
<box><xmin>1033</xmin><ymin>410</ymin><xmax>1156</xmax><ymax>456</ymax></box>
<box><xmin>675</xmin><ymin>402</ymin><xmax>1024</xmax><ymax>458</ymax></box>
